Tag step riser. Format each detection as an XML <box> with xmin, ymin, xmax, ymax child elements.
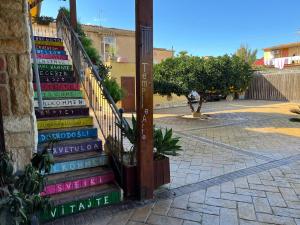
<box><xmin>35</xmin><ymin>59</ymin><xmax>72</xmax><ymax>65</ymax></box>
<box><xmin>41</xmin><ymin>173</ymin><xmax>114</xmax><ymax>196</ymax></box>
<box><xmin>38</xmin><ymin>128</ymin><xmax>98</xmax><ymax>144</ymax></box>
<box><xmin>34</xmin><ymin>83</ymin><xmax>80</xmax><ymax>91</ymax></box>
<box><xmin>36</xmin><ymin>49</ymin><xmax>66</xmax><ymax>55</ymax></box>
<box><xmin>35</xmin><ymin>40</ymin><xmax>64</xmax><ymax>47</ymax></box>
<box><xmin>35</xmin><ymin>54</ymin><xmax>68</xmax><ymax>60</ymax></box>
<box><xmin>35</xmin><ymin>107</ymin><xmax>88</xmax><ymax>119</ymax></box>
<box><xmin>34</xmin><ymin>91</ymin><xmax>83</xmax><ymax>100</ymax></box>
<box><xmin>34</xmin><ymin>36</ymin><xmax>62</xmax><ymax>42</ymax></box>
<box><xmin>50</xmin><ymin>155</ymin><xmax>108</xmax><ymax>174</ymax></box>
<box><xmin>40</xmin><ymin>191</ymin><xmax>121</xmax><ymax>221</ymax></box>
<box><xmin>34</xmin><ymin>99</ymin><xmax>86</xmax><ymax>108</ymax></box>
<box><xmin>36</xmin><ymin>45</ymin><xmax>65</xmax><ymax>51</ymax></box>
<box><xmin>39</xmin><ymin>140</ymin><xmax>102</xmax><ymax>156</ymax></box>
<box><xmin>34</xmin><ymin>75</ymin><xmax>76</xmax><ymax>83</ymax></box>
<box><xmin>38</xmin><ymin>117</ymin><xmax>93</xmax><ymax>130</ymax></box>
<box><xmin>34</xmin><ymin>70</ymin><xmax>73</xmax><ymax>77</ymax></box>
<box><xmin>33</xmin><ymin>64</ymin><xmax>72</xmax><ymax>71</ymax></box>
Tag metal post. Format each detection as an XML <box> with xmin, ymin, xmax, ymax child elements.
<box><xmin>29</xmin><ymin>7</ymin><xmax>43</xmax><ymax>110</ymax></box>
<box><xmin>70</xmin><ymin>0</ymin><xmax>77</xmax><ymax>31</ymax></box>
<box><xmin>0</xmin><ymin>99</ymin><xmax>5</xmax><ymax>153</ymax></box>
<box><xmin>136</xmin><ymin>0</ymin><xmax>154</xmax><ymax>200</ymax></box>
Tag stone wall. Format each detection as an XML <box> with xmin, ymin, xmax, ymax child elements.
<box><xmin>0</xmin><ymin>0</ymin><xmax>37</xmax><ymax>169</ymax></box>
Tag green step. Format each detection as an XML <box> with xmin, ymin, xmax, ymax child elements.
<box><xmin>34</xmin><ymin>91</ymin><xmax>83</xmax><ymax>99</ymax></box>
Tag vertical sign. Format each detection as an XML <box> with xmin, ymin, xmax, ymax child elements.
<box><xmin>136</xmin><ymin>0</ymin><xmax>154</xmax><ymax>199</ymax></box>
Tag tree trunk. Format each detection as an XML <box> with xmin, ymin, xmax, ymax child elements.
<box><xmin>196</xmin><ymin>95</ymin><xmax>204</xmax><ymax>113</ymax></box>
<box><xmin>187</xmin><ymin>97</ymin><xmax>195</xmax><ymax>112</ymax></box>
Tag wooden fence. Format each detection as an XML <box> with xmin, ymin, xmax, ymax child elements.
<box><xmin>245</xmin><ymin>73</ymin><xmax>300</xmax><ymax>102</ymax></box>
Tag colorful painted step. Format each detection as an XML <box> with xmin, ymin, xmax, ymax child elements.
<box><xmin>49</xmin><ymin>152</ymin><xmax>108</xmax><ymax>174</ymax></box>
<box><xmin>34</xmin><ymin>36</ymin><xmax>62</xmax><ymax>42</ymax></box>
<box><xmin>35</xmin><ymin>70</ymin><xmax>73</xmax><ymax>77</ymax></box>
<box><xmin>36</xmin><ymin>54</ymin><xmax>68</xmax><ymax>60</ymax></box>
<box><xmin>38</xmin><ymin>138</ymin><xmax>102</xmax><ymax>156</ymax></box>
<box><xmin>34</xmin><ymin>40</ymin><xmax>64</xmax><ymax>47</ymax></box>
<box><xmin>36</xmin><ymin>58</ymin><xmax>72</xmax><ymax>65</ymax></box>
<box><xmin>35</xmin><ymin>107</ymin><xmax>89</xmax><ymax>119</ymax></box>
<box><xmin>36</xmin><ymin>45</ymin><xmax>65</xmax><ymax>51</ymax></box>
<box><xmin>38</xmin><ymin>127</ymin><xmax>98</xmax><ymax>144</ymax></box>
<box><xmin>37</xmin><ymin>116</ymin><xmax>93</xmax><ymax>130</ymax></box>
<box><xmin>34</xmin><ymin>83</ymin><xmax>80</xmax><ymax>91</ymax></box>
<box><xmin>36</xmin><ymin>49</ymin><xmax>67</xmax><ymax>55</ymax></box>
<box><xmin>35</xmin><ymin>75</ymin><xmax>76</xmax><ymax>83</ymax></box>
<box><xmin>41</xmin><ymin>167</ymin><xmax>114</xmax><ymax>196</ymax></box>
<box><xmin>34</xmin><ymin>99</ymin><xmax>86</xmax><ymax>108</ymax></box>
<box><xmin>33</xmin><ymin>64</ymin><xmax>72</xmax><ymax>71</ymax></box>
<box><xmin>40</xmin><ymin>185</ymin><xmax>122</xmax><ymax>221</ymax></box>
<box><xmin>34</xmin><ymin>91</ymin><xmax>83</xmax><ymax>100</ymax></box>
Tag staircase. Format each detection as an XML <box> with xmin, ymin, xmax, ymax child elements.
<box><xmin>32</xmin><ymin>35</ymin><xmax>123</xmax><ymax>222</ymax></box>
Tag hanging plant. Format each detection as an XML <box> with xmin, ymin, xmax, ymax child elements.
<box><xmin>35</xmin><ymin>16</ymin><xmax>55</xmax><ymax>26</ymax></box>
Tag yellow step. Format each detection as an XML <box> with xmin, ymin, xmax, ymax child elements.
<box><xmin>37</xmin><ymin>117</ymin><xmax>93</xmax><ymax>130</ymax></box>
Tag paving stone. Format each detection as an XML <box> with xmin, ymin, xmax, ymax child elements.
<box><xmin>266</xmin><ymin>192</ymin><xmax>287</xmax><ymax>207</ymax></box>
<box><xmin>239</xmin><ymin>219</ymin><xmax>270</xmax><ymax>225</ymax></box>
<box><xmin>171</xmin><ymin>194</ymin><xmax>189</xmax><ymax>209</ymax></box>
<box><xmin>253</xmin><ymin>197</ymin><xmax>272</xmax><ymax>214</ymax></box>
<box><xmin>221</xmin><ymin>181</ymin><xmax>236</xmax><ymax>193</ymax></box>
<box><xmin>250</xmin><ymin>184</ymin><xmax>279</xmax><ymax>192</ymax></box>
<box><xmin>206</xmin><ymin>185</ymin><xmax>221</xmax><ymax>198</ymax></box>
<box><xmin>238</xmin><ymin>202</ymin><xmax>256</xmax><ymax>220</ymax></box>
<box><xmin>280</xmin><ymin>187</ymin><xmax>299</xmax><ymax>201</ymax></box>
<box><xmin>182</xmin><ymin>220</ymin><xmax>201</xmax><ymax>225</ymax></box>
<box><xmin>202</xmin><ymin>213</ymin><xmax>219</xmax><ymax>225</ymax></box>
<box><xmin>221</xmin><ymin>193</ymin><xmax>252</xmax><ymax>203</ymax></box>
<box><xmin>108</xmin><ymin>210</ymin><xmax>133</xmax><ymax>225</ymax></box>
<box><xmin>272</xmin><ymin>207</ymin><xmax>300</xmax><ymax>219</ymax></box>
<box><xmin>234</xmin><ymin>177</ymin><xmax>249</xmax><ymax>189</ymax></box>
<box><xmin>236</xmin><ymin>188</ymin><xmax>266</xmax><ymax>197</ymax></box>
<box><xmin>167</xmin><ymin>208</ymin><xmax>201</xmax><ymax>222</ymax></box>
<box><xmin>220</xmin><ymin>208</ymin><xmax>238</xmax><ymax>225</ymax></box>
<box><xmin>205</xmin><ymin>197</ymin><xmax>236</xmax><ymax>209</ymax></box>
<box><xmin>189</xmin><ymin>190</ymin><xmax>206</xmax><ymax>204</ymax></box>
<box><xmin>152</xmin><ymin>199</ymin><xmax>172</xmax><ymax>215</ymax></box>
<box><xmin>286</xmin><ymin>201</ymin><xmax>300</xmax><ymax>210</ymax></box>
<box><xmin>126</xmin><ymin>221</ymin><xmax>147</xmax><ymax>225</ymax></box>
<box><xmin>147</xmin><ymin>214</ymin><xmax>183</xmax><ymax>225</ymax></box>
<box><xmin>256</xmin><ymin>213</ymin><xmax>297</xmax><ymax>225</ymax></box>
<box><xmin>187</xmin><ymin>202</ymin><xmax>220</xmax><ymax>215</ymax></box>
<box><xmin>130</xmin><ymin>204</ymin><xmax>153</xmax><ymax>222</ymax></box>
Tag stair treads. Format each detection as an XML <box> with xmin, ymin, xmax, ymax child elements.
<box><xmin>34</xmin><ymin>36</ymin><xmax>62</xmax><ymax>42</ymax></box>
<box><xmin>42</xmin><ymin>168</ymin><xmax>115</xmax><ymax>196</ymax></box>
<box><xmin>35</xmin><ymin>107</ymin><xmax>89</xmax><ymax>119</ymax></box>
<box><xmin>34</xmin><ymin>91</ymin><xmax>82</xmax><ymax>100</ymax></box>
<box><xmin>34</xmin><ymin>99</ymin><xmax>86</xmax><ymax>108</ymax></box>
<box><xmin>33</xmin><ymin>64</ymin><xmax>72</xmax><ymax>71</ymax></box>
<box><xmin>37</xmin><ymin>116</ymin><xmax>93</xmax><ymax>130</ymax></box>
<box><xmin>35</xmin><ymin>58</ymin><xmax>72</xmax><ymax>65</ymax></box>
<box><xmin>35</xmin><ymin>45</ymin><xmax>65</xmax><ymax>51</ymax></box>
<box><xmin>34</xmin><ymin>75</ymin><xmax>76</xmax><ymax>83</ymax></box>
<box><xmin>36</xmin><ymin>49</ymin><xmax>66</xmax><ymax>55</ymax></box>
<box><xmin>38</xmin><ymin>127</ymin><xmax>98</xmax><ymax>144</ymax></box>
<box><xmin>40</xmin><ymin>184</ymin><xmax>121</xmax><ymax>221</ymax></box>
<box><xmin>34</xmin><ymin>83</ymin><xmax>80</xmax><ymax>92</ymax></box>
<box><xmin>49</xmin><ymin>154</ymin><xmax>108</xmax><ymax>174</ymax></box>
<box><xmin>53</xmin><ymin>150</ymin><xmax>103</xmax><ymax>163</ymax></box>
<box><xmin>38</xmin><ymin>138</ymin><xmax>102</xmax><ymax>156</ymax></box>
<box><xmin>35</xmin><ymin>40</ymin><xmax>64</xmax><ymax>47</ymax></box>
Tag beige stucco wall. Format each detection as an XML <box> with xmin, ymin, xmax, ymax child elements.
<box><xmin>0</xmin><ymin>0</ymin><xmax>36</xmax><ymax>169</ymax></box>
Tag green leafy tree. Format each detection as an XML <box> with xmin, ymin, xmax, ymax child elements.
<box><xmin>235</xmin><ymin>44</ymin><xmax>258</xmax><ymax>65</ymax></box>
<box><xmin>154</xmin><ymin>53</ymin><xmax>253</xmax><ymax>113</ymax></box>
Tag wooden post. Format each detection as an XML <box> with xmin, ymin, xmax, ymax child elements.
<box><xmin>70</xmin><ymin>0</ymin><xmax>77</xmax><ymax>30</ymax></box>
<box><xmin>136</xmin><ymin>0</ymin><xmax>154</xmax><ymax>200</ymax></box>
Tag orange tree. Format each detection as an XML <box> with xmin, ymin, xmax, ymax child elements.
<box><xmin>154</xmin><ymin>52</ymin><xmax>253</xmax><ymax>113</ymax></box>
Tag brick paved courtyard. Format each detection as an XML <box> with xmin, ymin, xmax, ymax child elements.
<box><xmin>46</xmin><ymin>100</ymin><xmax>300</xmax><ymax>225</ymax></box>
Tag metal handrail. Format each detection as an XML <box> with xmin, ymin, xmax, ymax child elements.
<box><xmin>56</xmin><ymin>12</ymin><xmax>128</xmax><ymax>179</ymax></box>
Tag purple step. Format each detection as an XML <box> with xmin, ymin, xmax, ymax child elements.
<box><xmin>38</xmin><ymin>139</ymin><xmax>102</xmax><ymax>156</ymax></box>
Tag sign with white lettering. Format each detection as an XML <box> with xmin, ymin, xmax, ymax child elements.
<box><xmin>38</xmin><ymin>128</ymin><xmax>98</xmax><ymax>144</ymax></box>
<box><xmin>34</xmin><ymin>83</ymin><xmax>80</xmax><ymax>91</ymax></box>
<box><xmin>34</xmin><ymin>91</ymin><xmax>82</xmax><ymax>100</ymax></box>
<box><xmin>33</xmin><ymin>64</ymin><xmax>72</xmax><ymax>71</ymax></box>
<box><xmin>40</xmin><ymin>191</ymin><xmax>121</xmax><ymax>221</ymax></box>
<box><xmin>41</xmin><ymin>172</ymin><xmax>113</xmax><ymax>196</ymax></box>
<box><xmin>35</xmin><ymin>75</ymin><xmax>76</xmax><ymax>83</ymax></box>
<box><xmin>35</xmin><ymin>107</ymin><xmax>89</xmax><ymax>119</ymax></box>
<box><xmin>34</xmin><ymin>99</ymin><xmax>86</xmax><ymax>108</ymax></box>
<box><xmin>36</xmin><ymin>49</ymin><xmax>66</xmax><ymax>55</ymax></box>
<box><xmin>35</xmin><ymin>59</ymin><xmax>72</xmax><ymax>65</ymax></box>
<box><xmin>49</xmin><ymin>155</ymin><xmax>108</xmax><ymax>174</ymax></box>
<box><xmin>34</xmin><ymin>36</ymin><xmax>62</xmax><ymax>42</ymax></box>
<box><xmin>35</xmin><ymin>54</ymin><xmax>68</xmax><ymax>60</ymax></box>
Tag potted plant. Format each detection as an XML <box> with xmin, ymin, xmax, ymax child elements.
<box><xmin>153</xmin><ymin>127</ymin><xmax>182</xmax><ymax>188</ymax></box>
<box><xmin>290</xmin><ymin>106</ymin><xmax>300</xmax><ymax>122</ymax></box>
<box><xmin>111</xmin><ymin>115</ymin><xmax>182</xmax><ymax>197</ymax></box>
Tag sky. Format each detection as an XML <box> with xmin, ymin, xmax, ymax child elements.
<box><xmin>42</xmin><ymin>0</ymin><xmax>300</xmax><ymax>58</ymax></box>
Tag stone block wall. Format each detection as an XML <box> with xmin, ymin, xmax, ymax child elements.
<box><xmin>0</xmin><ymin>0</ymin><xmax>37</xmax><ymax>169</ymax></box>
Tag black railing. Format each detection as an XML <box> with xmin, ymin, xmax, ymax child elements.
<box><xmin>56</xmin><ymin>12</ymin><xmax>127</xmax><ymax>177</ymax></box>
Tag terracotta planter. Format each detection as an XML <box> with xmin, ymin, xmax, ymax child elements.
<box><xmin>153</xmin><ymin>156</ymin><xmax>170</xmax><ymax>189</ymax></box>
<box><xmin>110</xmin><ymin>155</ymin><xmax>171</xmax><ymax>197</ymax></box>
